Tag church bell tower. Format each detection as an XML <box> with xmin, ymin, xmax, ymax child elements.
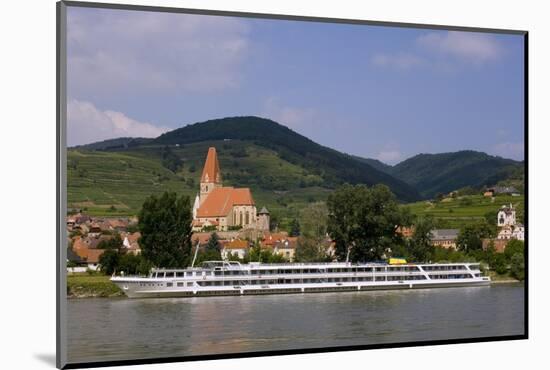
<box><xmin>199</xmin><ymin>147</ymin><xmax>222</xmax><ymax>205</ymax></box>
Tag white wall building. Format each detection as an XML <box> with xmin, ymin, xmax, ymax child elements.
<box><xmin>497</xmin><ymin>204</ymin><xmax>517</xmax><ymax>227</ymax></box>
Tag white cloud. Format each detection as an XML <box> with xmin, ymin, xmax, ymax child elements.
<box><xmin>67</xmin><ymin>99</ymin><xmax>169</xmax><ymax>146</ymax></box>
<box><xmin>262</xmin><ymin>97</ymin><xmax>317</xmax><ymax>132</ymax></box>
<box><xmin>371</xmin><ymin>53</ymin><xmax>425</xmax><ymax>70</ymax></box>
<box><xmin>417</xmin><ymin>31</ymin><xmax>502</xmax><ymax>64</ymax></box>
<box><xmin>67</xmin><ymin>8</ymin><xmax>249</xmax><ymax>96</ymax></box>
<box><xmin>491</xmin><ymin>141</ymin><xmax>524</xmax><ymax>160</ymax></box>
<box><xmin>376</xmin><ymin>150</ymin><xmax>402</xmax><ymax>164</ymax></box>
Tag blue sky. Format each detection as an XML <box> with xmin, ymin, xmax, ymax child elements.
<box><xmin>66</xmin><ymin>7</ymin><xmax>525</xmax><ymax>164</ymax></box>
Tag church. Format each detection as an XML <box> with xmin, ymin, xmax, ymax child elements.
<box><xmin>192</xmin><ymin>147</ymin><xmax>270</xmax><ymax>232</ymax></box>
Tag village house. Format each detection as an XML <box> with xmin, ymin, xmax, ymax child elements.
<box><xmin>430</xmin><ymin>229</ymin><xmax>459</xmax><ymax>249</ymax></box>
<box><xmin>483</xmin><ymin>203</ymin><xmax>525</xmax><ymax>253</ymax></box>
<box><xmin>70</xmin><ymin>236</ymin><xmax>108</xmax><ymax>271</ymax></box>
<box><xmin>192</xmin><ymin>147</ymin><xmax>270</xmax><ymax>232</ymax></box>
<box><xmin>122</xmin><ymin>232</ymin><xmax>141</xmax><ymax>255</ymax></box>
<box><xmin>221</xmin><ymin>239</ymin><xmax>250</xmax><ymax>260</ymax></box>
<box><xmin>489</xmin><ymin>186</ymin><xmax>520</xmax><ymax>196</ymax></box>
<box><xmin>273</xmin><ymin>237</ymin><xmax>298</xmax><ymax>261</ymax></box>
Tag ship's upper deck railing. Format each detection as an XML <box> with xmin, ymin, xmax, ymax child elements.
<box><xmin>150</xmin><ymin>261</ymin><xmax>480</xmax><ymax>273</ymax></box>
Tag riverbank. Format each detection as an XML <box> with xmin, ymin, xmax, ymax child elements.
<box><xmin>488</xmin><ymin>271</ymin><xmax>521</xmax><ymax>284</ymax></box>
<box><xmin>67</xmin><ymin>274</ymin><xmax>123</xmax><ymax>298</ymax></box>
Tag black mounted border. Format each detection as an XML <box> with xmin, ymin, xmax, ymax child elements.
<box><xmin>56</xmin><ymin>1</ymin><xmax>529</xmax><ymax>369</ymax></box>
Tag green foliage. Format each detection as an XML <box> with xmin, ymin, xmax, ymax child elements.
<box><xmin>97</xmin><ymin>234</ymin><xmax>123</xmax><ymax>250</ymax></box>
<box><xmin>160</xmin><ymin>146</ymin><xmax>183</xmax><ymax>172</ymax></box>
<box><xmin>407</xmin><ymin>216</ymin><xmax>435</xmax><ymax>262</ymax></box>
<box><xmin>152</xmin><ymin>116</ymin><xmax>420</xmax><ymax>201</ymax></box>
<box><xmin>66</xmin><ymin>274</ymin><xmax>123</xmax><ymax>298</ymax></box>
<box><xmin>484</xmin><ymin>209</ymin><xmax>498</xmax><ymax>227</ymax></box>
<box><xmin>98</xmin><ymin>249</ymin><xmax>120</xmax><ymax>275</ymax></box>
<box><xmin>195</xmin><ymin>249</ymin><xmax>223</xmax><ymax>265</ymax></box>
<box><xmin>206</xmin><ymin>233</ymin><xmax>221</xmax><ymax>252</ymax></box>
<box><xmin>510</xmin><ymin>253</ymin><xmax>525</xmax><ymax>281</ymax></box>
<box><xmin>431</xmin><ymin>247</ymin><xmax>470</xmax><ymax>263</ymax></box>
<box><xmin>388</xmin><ymin>150</ymin><xmax>523</xmax><ymax>199</ymax></box>
<box><xmin>245</xmin><ymin>243</ymin><xmax>287</xmax><ymax>263</ymax></box>
<box><xmin>406</xmin><ymin>194</ymin><xmax>524</xmax><ymax>230</ymax></box>
<box><xmin>138</xmin><ymin>191</ymin><xmax>193</xmax><ymax>268</ymax></box>
<box><xmin>118</xmin><ymin>253</ymin><xmax>150</xmax><ymax>275</ymax></box>
<box><xmin>289</xmin><ymin>218</ymin><xmax>301</xmax><ymax>237</ymax></box>
<box><xmin>456</xmin><ymin>221</ymin><xmax>495</xmax><ymax>253</ymax></box>
<box><xmin>327</xmin><ymin>184</ymin><xmax>410</xmax><ymax>262</ymax></box>
<box><xmin>299</xmin><ymin>202</ymin><xmax>329</xmax><ymax>242</ymax></box>
<box><xmin>295</xmin><ymin>236</ymin><xmax>331</xmax><ymax>262</ymax></box>
<box><xmin>492</xmin><ymin>253</ymin><xmax>508</xmax><ymax>275</ymax></box>
<box><xmin>504</xmin><ymin>239</ymin><xmax>524</xmax><ymax>260</ymax></box>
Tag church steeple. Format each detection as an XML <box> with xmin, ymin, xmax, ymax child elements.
<box><xmin>199</xmin><ymin>147</ymin><xmax>222</xmax><ymax>205</ymax></box>
<box><xmin>201</xmin><ymin>147</ymin><xmax>222</xmax><ymax>184</ymax></box>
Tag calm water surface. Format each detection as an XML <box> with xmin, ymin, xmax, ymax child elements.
<box><xmin>67</xmin><ymin>284</ymin><xmax>524</xmax><ymax>363</ymax></box>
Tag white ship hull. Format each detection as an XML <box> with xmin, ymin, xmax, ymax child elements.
<box><xmin>111</xmin><ymin>261</ymin><xmax>490</xmax><ymax>299</ymax></box>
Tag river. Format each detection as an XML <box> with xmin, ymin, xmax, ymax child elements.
<box><xmin>67</xmin><ymin>284</ymin><xmax>524</xmax><ymax>364</ymax></box>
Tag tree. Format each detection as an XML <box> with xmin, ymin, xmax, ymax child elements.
<box><xmin>206</xmin><ymin>232</ymin><xmax>221</xmax><ymax>252</ymax></box>
<box><xmin>295</xmin><ymin>236</ymin><xmax>330</xmax><ymax>262</ymax></box>
<box><xmin>289</xmin><ymin>218</ymin><xmax>301</xmax><ymax>237</ymax></box>
<box><xmin>456</xmin><ymin>221</ymin><xmax>495</xmax><ymax>253</ymax></box>
<box><xmin>327</xmin><ymin>184</ymin><xmax>411</xmax><ymax>262</ymax></box>
<box><xmin>98</xmin><ymin>249</ymin><xmax>120</xmax><ymax>275</ymax></box>
<box><xmin>484</xmin><ymin>210</ymin><xmax>498</xmax><ymax>227</ymax></box>
<box><xmin>300</xmin><ymin>202</ymin><xmax>329</xmax><ymax>242</ymax></box>
<box><xmin>504</xmin><ymin>239</ymin><xmax>524</xmax><ymax>260</ymax></box>
<box><xmin>97</xmin><ymin>234</ymin><xmax>123</xmax><ymax>250</ymax></box>
<box><xmin>118</xmin><ymin>253</ymin><xmax>141</xmax><ymax>275</ymax></box>
<box><xmin>510</xmin><ymin>253</ymin><xmax>525</xmax><ymax>281</ymax></box>
<box><xmin>492</xmin><ymin>253</ymin><xmax>508</xmax><ymax>275</ymax></box>
<box><xmin>407</xmin><ymin>216</ymin><xmax>435</xmax><ymax>262</ymax></box>
<box><xmin>138</xmin><ymin>192</ymin><xmax>193</xmax><ymax>268</ymax></box>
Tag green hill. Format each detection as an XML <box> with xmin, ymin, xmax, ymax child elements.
<box><xmin>67</xmin><ymin>116</ymin><xmax>425</xmax><ymax>227</ymax></box>
<box><xmin>386</xmin><ymin>151</ymin><xmax>523</xmax><ymax>199</ymax></box>
<box><xmin>152</xmin><ymin>116</ymin><xmax>421</xmax><ymax>201</ymax></box>
<box><xmin>406</xmin><ymin>194</ymin><xmax>524</xmax><ymax>229</ymax></box>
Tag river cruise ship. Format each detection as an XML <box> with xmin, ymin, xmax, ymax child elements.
<box><xmin>111</xmin><ymin>261</ymin><xmax>490</xmax><ymax>298</ymax></box>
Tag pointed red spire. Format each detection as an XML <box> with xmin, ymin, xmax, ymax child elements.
<box><xmin>201</xmin><ymin>147</ymin><xmax>222</xmax><ymax>183</ymax></box>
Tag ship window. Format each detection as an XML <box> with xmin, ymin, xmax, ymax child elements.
<box><xmin>176</xmin><ymin>272</ymin><xmax>184</xmax><ymax>277</ymax></box>
<box><xmin>187</xmin><ymin>282</ymin><xmax>193</xmax><ymax>287</ymax></box>
<box><xmin>156</xmin><ymin>272</ymin><xmax>165</xmax><ymax>278</ymax></box>
<box><xmin>177</xmin><ymin>282</ymin><xmax>184</xmax><ymax>287</ymax></box>
<box><xmin>166</xmin><ymin>272</ymin><xmax>175</xmax><ymax>278</ymax></box>
<box><xmin>167</xmin><ymin>282</ymin><xmax>173</xmax><ymax>287</ymax></box>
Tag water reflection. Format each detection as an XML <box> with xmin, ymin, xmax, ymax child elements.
<box><xmin>67</xmin><ymin>285</ymin><xmax>524</xmax><ymax>363</ymax></box>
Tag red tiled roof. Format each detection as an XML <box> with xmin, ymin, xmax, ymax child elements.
<box><xmin>225</xmin><ymin>239</ymin><xmax>249</xmax><ymax>249</ymax></box>
<box><xmin>201</xmin><ymin>147</ymin><xmax>222</xmax><ymax>183</ymax></box>
<box><xmin>191</xmin><ymin>233</ymin><xmax>213</xmax><ymax>245</ymax></box>
<box><xmin>86</xmin><ymin>249</ymin><xmax>105</xmax><ymax>264</ymax></box>
<box><xmin>197</xmin><ymin>187</ymin><xmax>254</xmax><ymax>217</ymax></box>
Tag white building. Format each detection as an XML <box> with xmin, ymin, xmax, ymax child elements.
<box><xmin>496</xmin><ymin>203</ymin><xmax>524</xmax><ymax>241</ymax></box>
<box><xmin>497</xmin><ymin>204</ymin><xmax>516</xmax><ymax>227</ymax></box>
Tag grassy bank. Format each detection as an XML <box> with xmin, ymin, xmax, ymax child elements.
<box><xmin>488</xmin><ymin>271</ymin><xmax>522</xmax><ymax>284</ymax></box>
<box><xmin>67</xmin><ymin>274</ymin><xmax>124</xmax><ymax>298</ymax></box>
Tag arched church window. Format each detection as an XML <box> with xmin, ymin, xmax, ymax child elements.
<box><xmin>240</xmin><ymin>212</ymin><xmax>243</xmax><ymax>226</ymax></box>
<box><xmin>245</xmin><ymin>211</ymin><xmax>250</xmax><ymax>225</ymax></box>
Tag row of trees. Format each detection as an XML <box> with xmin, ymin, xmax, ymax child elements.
<box><xmin>99</xmin><ymin>187</ymin><xmax>524</xmax><ymax>280</ymax></box>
